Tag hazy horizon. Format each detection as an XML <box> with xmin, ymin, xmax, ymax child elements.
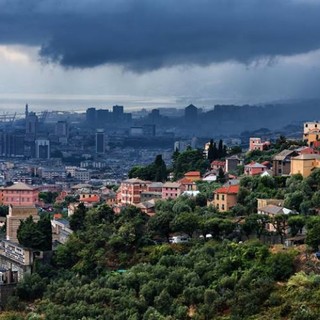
<box><xmin>0</xmin><ymin>94</ymin><xmax>280</xmax><ymax>114</ymax></box>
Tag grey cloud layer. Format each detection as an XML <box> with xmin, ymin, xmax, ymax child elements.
<box><xmin>1</xmin><ymin>0</ymin><xmax>320</xmax><ymax>71</ymax></box>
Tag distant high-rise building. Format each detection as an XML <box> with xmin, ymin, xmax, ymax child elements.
<box><xmin>55</xmin><ymin>121</ymin><xmax>69</xmax><ymax>137</ymax></box>
<box><xmin>96</xmin><ymin>109</ymin><xmax>110</xmax><ymax>127</ymax></box>
<box><xmin>184</xmin><ymin>104</ymin><xmax>198</xmax><ymax>125</ymax></box>
<box><xmin>25</xmin><ymin>112</ymin><xmax>38</xmax><ymax>140</ymax></box>
<box><xmin>35</xmin><ymin>139</ymin><xmax>50</xmax><ymax>159</ymax></box>
<box><xmin>55</xmin><ymin>121</ymin><xmax>69</xmax><ymax>143</ymax></box>
<box><xmin>113</xmin><ymin>105</ymin><xmax>124</xmax><ymax>123</ymax></box>
<box><xmin>96</xmin><ymin>129</ymin><xmax>105</xmax><ymax>154</ymax></box>
<box><xmin>86</xmin><ymin>108</ymin><xmax>96</xmax><ymax>127</ymax></box>
<box><xmin>25</xmin><ymin>104</ymin><xmax>29</xmax><ymax>118</ymax></box>
<box><xmin>0</xmin><ymin>131</ymin><xmax>24</xmax><ymax>157</ymax></box>
<box><xmin>149</xmin><ymin>109</ymin><xmax>161</xmax><ymax>124</ymax></box>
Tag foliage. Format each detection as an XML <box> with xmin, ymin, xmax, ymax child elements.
<box><xmin>172</xmin><ymin>149</ymin><xmax>209</xmax><ymax>180</ymax></box>
<box><xmin>17</xmin><ymin>214</ymin><xmax>52</xmax><ymax>251</ymax></box>
<box><xmin>0</xmin><ymin>205</ymin><xmax>9</xmax><ymax>217</ymax></box>
<box><xmin>38</xmin><ymin>192</ymin><xmax>59</xmax><ymax>204</ymax></box>
<box><xmin>128</xmin><ymin>154</ymin><xmax>167</xmax><ymax>182</ymax></box>
<box><xmin>16</xmin><ymin>273</ymin><xmax>48</xmax><ymax>301</ymax></box>
<box><xmin>69</xmin><ymin>202</ymin><xmax>88</xmax><ymax>232</ymax></box>
<box><xmin>36</xmin><ymin>241</ymin><xmax>296</xmax><ymax>320</ymax></box>
<box><xmin>306</xmin><ymin>216</ymin><xmax>320</xmax><ymax>251</ymax></box>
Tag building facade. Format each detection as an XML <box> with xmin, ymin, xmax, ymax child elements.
<box><xmin>0</xmin><ymin>182</ymin><xmax>39</xmax><ymax>207</ymax></box>
<box><xmin>211</xmin><ymin>184</ymin><xmax>239</xmax><ymax>212</ymax></box>
<box><xmin>6</xmin><ymin>205</ymin><xmax>39</xmax><ymax>243</ymax></box>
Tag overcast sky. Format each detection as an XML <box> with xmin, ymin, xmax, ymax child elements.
<box><xmin>1</xmin><ymin>0</ymin><xmax>320</xmax><ymax>111</ymax></box>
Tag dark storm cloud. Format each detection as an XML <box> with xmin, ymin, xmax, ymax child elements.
<box><xmin>1</xmin><ymin>0</ymin><xmax>320</xmax><ymax>71</ymax></box>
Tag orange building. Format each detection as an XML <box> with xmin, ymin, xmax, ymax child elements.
<box><xmin>184</xmin><ymin>171</ymin><xmax>201</xmax><ymax>182</ymax></box>
<box><xmin>0</xmin><ymin>182</ymin><xmax>39</xmax><ymax>206</ymax></box>
<box><xmin>79</xmin><ymin>193</ymin><xmax>100</xmax><ymax>204</ymax></box>
<box><xmin>178</xmin><ymin>177</ymin><xmax>197</xmax><ymax>191</ymax></box>
<box><xmin>211</xmin><ymin>184</ymin><xmax>240</xmax><ymax>212</ymax></box>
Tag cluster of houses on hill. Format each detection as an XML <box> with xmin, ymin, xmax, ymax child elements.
<box><xmin>0</xmin><ymin>121</ymin><xmax>318</xmax><ymax>300</ymax></box>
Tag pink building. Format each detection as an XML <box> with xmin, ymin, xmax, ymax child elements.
<box><xmin>249</xmin><ymin>138</ymin><xmax>270</xmax><ymax>151</ymax></box>
<box><xmin>244</xmin><ymin>162</ymin><xmax>267</xmax><ymax>176</ymax></box>
<box><xmin>162</xmin><ymin>182</ymin><xmax>182</xmax><ymax>200</ymax></box>
<box><xmin>0</xmin><ymin>182</ymin><xmax>39</xmax><ymax>206</ymax></box>
<box><xmin>118</xmin><ymin>178</ymin><xmax>151</xmax><ymax>205</ymax></box>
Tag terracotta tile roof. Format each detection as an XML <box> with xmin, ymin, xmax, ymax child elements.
<box><xmin>178</xmin><ymin>177</ymin><xmax>194</xmax><ymax>184</ymax></box>
<box><xmin>53</xmin><ymin>213</ymin><xmax>63</xmax><ymax>220</ymax></box>
<box><xmin>245</xmin><ymin>162</ymin><xmax>266</xmax><ymax>168</ymax></box>
<box><xmin>3</xmin><ymin>182</ymin><xmax>36</xmax><ymax>191</ymax></box>
<box><xmin>184</xmin><ymin>171</ymin><xmax>201</xmax><ymax>176</ymax></box>
<box><xmin>215</xmin><ymin>184</ymin><xmax>240</xmax><ymax>195</ymax></box>
<box><xmin>80</xmin><ymin>195</ymin><xmax>100</xmax><ymax>203</ymax></box>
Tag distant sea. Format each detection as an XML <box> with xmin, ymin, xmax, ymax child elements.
<box><xmin>0</xmin><ymin>94</ymin><xmax>184</xmax><ymax>115</ymax></box>
<box><xmin>0</xmin><ymin>94</ymin><xmax>255</xmax><ymax>115</ymax></box>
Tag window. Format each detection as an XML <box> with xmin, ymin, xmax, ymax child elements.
<box><xmin>222</xmin><ymin>204</ymin><xmax>225</xmax><ymax>210</ymax></box>
<box><xmin>278</xmin><ymin>168</ymin><xmax>282</xmax><ymax>174</ymax></box>
<box><xmin>306</xmin><ymin>124</ymin><xmax>308</xmax><ymax>127</ymax></box>
<box><xmin>217</xmin><ymin>204</ymin><xmax>219</xmax><ymax>210</ymax></box>
<box><xmin>216</xmin><ymin>194</ymin><xmax>219</xmax><ymax>200</ymax></box>
<box><xmin>222</xmin><ymin>195</ymin><xmax>225</xmax><ymax>201</ymax></box>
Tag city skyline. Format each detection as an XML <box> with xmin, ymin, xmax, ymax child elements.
<box><xmin>1</xmin><ymin>0</ymin><xmax>320</xmax><ymax>110</ymax></box>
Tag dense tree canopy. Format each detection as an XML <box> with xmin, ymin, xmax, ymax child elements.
<box><xmin>17</xmin><ymin>214</ymin><xmax>52</xmax><ymax>251</ymax></box>
<box><xmin>128</xmin><ymin>154</ymin><xmax>167</xmax><ymax>182</ymax></box>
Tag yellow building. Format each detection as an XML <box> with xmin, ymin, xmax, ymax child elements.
<box><xmin>211</xmin><ymin>184</ymin><xmax>239</xmax><ymax>212</ymax></box>
<box><xmin>290</xmin><ymin>154</ymin><xmax>320</xmax><ymax>177</ymax></box>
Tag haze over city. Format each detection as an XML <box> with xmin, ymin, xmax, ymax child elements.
<box><xmin>1</xmin><ymin>0</ymin><xmax>320</xmax><ymax>111</ymax></box>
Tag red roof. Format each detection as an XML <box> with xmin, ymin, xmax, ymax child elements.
<box><xmin>80</xmin><ymin>195</ymin><xmax>100</xmax><ymax>203</ymax></box>
<box><xmin>215</xmin><ymin>185</ymin><xmax>240</xmax><ymax>195</ymax></box>
<box><xmin>185</xmin><ymin>171</ymin><xmax>201</xmax><ymax>176</ymax></box>
<box><xmin>53</xmin><ymin>213</ymin><xmax>63</xmax><ymax>220</ymax></box>
<box><xmin>211</xmin><ymin>161</ymin><xmax>225</xmax><ymax>166</ymax></box>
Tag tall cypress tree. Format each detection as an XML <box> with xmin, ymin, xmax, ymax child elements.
<box><xmin>218</xmin><ymin>139</ymin><xmax>223</xmax><ymax>159</ymax></box>
<box><xmin>17</xmin><ymin>214</ymin><xmax>52</xmax><ymax>251</ymax></box>
<box><xmin>154</xmin><ymin>154</ymin><xmax>167</xmax><ymax>182</ymax></box>
<box><xmin>207</xmin><ymin>139</ymin><xmax>214</xmax><ymax>162</ymax></box>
